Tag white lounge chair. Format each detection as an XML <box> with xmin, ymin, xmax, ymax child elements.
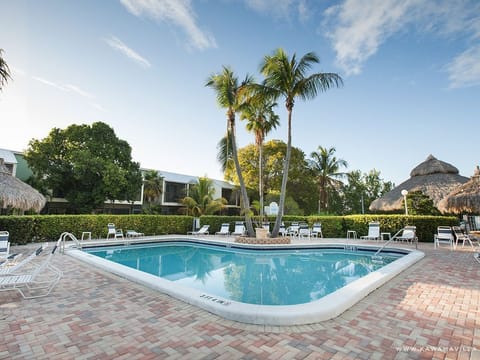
<box><xmin>107</xmin><ymin>223</ymin><xmax>123</xmax><ymax>239</ymax></box>
<box><xmin>126</xmin><ymin>230</ymin><xmax>144</xmax><ymax>238</ymax></box>
<box><xmin>452</xmin><ymin>226</ymin><xmax>475</xmax><ymax>248</ymax></box>
<box><xmin>232</xmin><ymin>222</ymin><xmax>246</xmax><ymax>236</ymax></box>
<box><xmin>298</xmin><ymin>224</ymin><xmax>311</xmax><ymax>240</ymax></box>
<box><xmin>391</xmin><ymin>226</ymin><xmax>417</xmax><ymax>244</ymax></box>
<box><xmin>434</xmin><ymin>226</ymin><xmax>454</xmax><ymax>250</ymax></box>
<box><xmin>0</xmin><ymin>245</ymin><xmax>46</xmax><ymax>275</ymax></box>
<box><xmin>279</xmin><ymin>223</ymin><xmax>288</xmax><ymax>237</ymax></box>
<box><xmin>360</xmin><ymin>222</ymin><xmax>381</xmax><ymax>241</ymax></box>
<box><xmin>311</xmin><ymin>223</ymin><xmax>323</xmax><ymax>238</ymax></box>
<box><xmin>287</xmin><ymin>222</ymin><xmax>300</xmax><ymax>237</ymax></box>
<box><xmin>0</xmin><ymin>231</ymin><xmax>10</xmax><ymax>260</ymax></box>
<box><xmin>0</xmin><ymin>241</ymin><xmax>62</xmax><ymax>299</ymax></box>
<box><xmin>215</xmin><ymin>223</ymin><xmax>230</xmax><ymax>236</ymax></box>
<box><xmin>188</xmin><ymin>225</ymin><xmax>210</xmax><ymax>235</ymax></box>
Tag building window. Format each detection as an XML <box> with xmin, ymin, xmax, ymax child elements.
<box><xmin>164</xmin><ymin>182</ymin><xmax>187</xmax><ymax>203</ymax></box>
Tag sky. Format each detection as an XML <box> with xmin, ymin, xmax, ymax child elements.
<box><xmin>0</xmin><ymin>0</ymin><xmax>479</xmax><ymax>186</ymax></box>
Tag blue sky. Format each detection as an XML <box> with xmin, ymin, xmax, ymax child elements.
<box><xmin>1</xmin><ymin>0</ymin><xmax>479</xmax><ymax>186</ymax></box>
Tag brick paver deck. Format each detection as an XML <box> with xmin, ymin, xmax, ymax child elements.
<box><xmin>1</xmin><ymin>239</ymin><xmax>479</xmax><ymax>359</ymax></box>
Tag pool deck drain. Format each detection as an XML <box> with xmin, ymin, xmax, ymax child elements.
<box><xmin>1</xmin><ymin>238</ymin><xmax>479</xmax><ymax>359</ymax></box>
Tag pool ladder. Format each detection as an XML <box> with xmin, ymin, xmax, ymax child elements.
<box><xmin>58</xmin><ymin>232</ymin><xmax>81</xmax><ymax>253</ymax></box>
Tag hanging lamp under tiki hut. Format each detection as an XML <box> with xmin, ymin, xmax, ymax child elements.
<box><xmin>0</xmin><ymin>157</ymin><xmax>46</xmax><ymax>213</ymax></box>
<box><xmin>369</xmin><ymin>155</ymin><xmax>469</xmax><ymax>212</ymax></box>
<box><xmin>437</xmin><ymin>166</ymin><xmax>480</xmax><ymax>214</ymax></box>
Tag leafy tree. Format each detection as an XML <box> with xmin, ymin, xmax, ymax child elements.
<box><xmin>308</xmin><ymin>146</ymin><xmax>348</xmax><ymax>213</ymax></box>
<box><xmin>0</xmin><ymin>49</ymin><xmax>12</xmax><ymax>91</ymax></box>
<box><xmin>142</xmin><ymin>170</ymin><xmax>163</xmax><ymax>212</ymax></box>
<box><xmin>206</xmin><ymin>66</ymin><xmax>255</xmax><ymax>236</ymax></box>
<box><xmin>405</xmin><ymin>190</ymin><xmax>440</xmax><ymax>215</ymax></box>
<box><xmin>25</xmin><ymin>122</ymin><xmax>142</xmax><ymax>213</ymax></box>
<box><xmin>181</xmin><ymin>177</ymin><xmax>227</xmax><ymax>216</ymax></box>
<box><xmin>344</xmin><ymin>169</ymin><xmax>394</xmax><ymax>214</ymax></box>
<box><xmin>259</xmin><ymin>49</ymin><xmax>343</xmax><ymax>236</ymax></box>
<box><xmin>225</xmin><ymin>140</ymin><xmax>317</xmax><ymax>214</ymax></box>
<box><xmin>216</xmin><ymin>132</ymin><xmax>234</xmax><ymax>173</ymax></box>
<box><xmin>240</xmin><ymin>95</ymin><xmax>279</xmax><ymax>218</ymax></box>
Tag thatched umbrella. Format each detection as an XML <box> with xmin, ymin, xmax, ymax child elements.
<box><xmin>369</xmin><ymin>155</ymin><xmax>469</xmax><ymax>212</ymax></box>
<box><xmin>0</xmin><ymin>157</ymin><xmax>46</xmax><ymax>213</ymax></box>
<box><xmin>437</xmin><ymin>166</ymin><xmax>480</xmax><ymax>214</ymax></box>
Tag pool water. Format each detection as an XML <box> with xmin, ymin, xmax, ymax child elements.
<box><xmin>85</xmin><ymin>242</ymin><xmax>402</xmax><ymax>306</ymax></box>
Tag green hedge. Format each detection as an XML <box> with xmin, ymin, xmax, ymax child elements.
<box><xmin>0</xmin><ymin>215</ymin><xmax>193</xmax><ymax>244</ymax></box>
<box><xmin>0</xmin><ymin>214</ymin><xmax>458</xmax><ymax>245</ymax></box>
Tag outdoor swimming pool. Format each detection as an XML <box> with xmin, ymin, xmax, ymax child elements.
<box><xmin>85</xmin><ymin>242</ymin><xmax>401</xmax><ymax>306</ymax></box>
<box><xmin>68</xmin><ymin>238</ymin><xmax>424</xmax><ymax>325</ymax></box>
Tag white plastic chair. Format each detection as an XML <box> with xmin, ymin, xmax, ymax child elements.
<box><xmin>188</xmin><ymin>225</ymin><xmax>210</xmax><ymax>235</ymax></box>
<box><xmin>434</xmin><ymin>226</ymin><xmax>454</xmax><ymax>250</ymax></box>
<box><xmin>215</xmin><ymin>223</ymin><xmax>230</xmax><ymax>236</ymax></box>
<box><xmin>0</xmin><ymin>231</ymin><xmax>10</xmax><ymax>260</ymax></box>
<box><xmin>391</xmin><ymin>226</ymin><xmax>417</xmax><ymax>244</ymax></box>
<box><xmin>360</xmin><ymin>222</ymin><xmax>381</xmax><ymax>241</ymax></box>
<box><xmin>232</xmin><ymin>222</ymin><xmax>246</xmax><ymax>236</ymax></box>
<box><xmin>311</xmin><ymin>223</ymin><xmax>323</xmax><ymax>238</ymax></box>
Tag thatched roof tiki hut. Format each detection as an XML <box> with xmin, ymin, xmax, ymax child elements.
<box><xmin>369</xmin><ymin>155</ymin><xmax>469</xmax><ymax>212</ymax></box>
<box><xmin>0</xmin><ymin>157</ymin><xmax>46</xmax><ymax>213</ymax></box>
<box><xmin>437</xmin><ymin>166</ymin><xmax>480</xmax><ymax>214</ymax></box>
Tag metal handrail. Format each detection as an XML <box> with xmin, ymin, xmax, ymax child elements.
<box><xmin>58</xmin><ymin>232</ymin><xmax>81</xmax><ymax>254</ymax></box>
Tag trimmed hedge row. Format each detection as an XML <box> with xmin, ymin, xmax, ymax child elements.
<box><xmin>0</xmin><ymin>214</ymin><xmax>458</xmax><ymax>245</ymax></box>
<box><xmin>0</xmin><ymin>215</ymin><xmax>193</xmax><ymax>245</ymax></box>
<box><xmin>201</xmin><ymin>214</ymin><xmax>458</xmax><ymax>242</ymax></box>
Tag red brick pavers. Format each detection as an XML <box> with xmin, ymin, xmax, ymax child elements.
<box><xmin>1</xmin><ymin>242</ymin><xmax>479</xmax><ymax>360</ymax></box>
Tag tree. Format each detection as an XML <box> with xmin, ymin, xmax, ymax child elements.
<box><xmin>405</xmin><ymin>190</ymin><xmax>440</xmax><ymax>215</ymax></box>
<box><xmin>181</xmin><ymin>177</ymin><xmax>227</xmax><ymax>216</ymax></box>
<box><xmin>25</xmin><ymin>122</ymin><xmax>143</xmax><ymax>213</ymax></box>
<box><xmin>225</xmin><ymin>140</ymin><xmax>317</xmax><ymax>215</ymax></box>
<box><xmin>240</xmin><ymin>95</ymin><xmax>279</xmax><ymax>219</ymax></box>
<box><xmin>216</xmin><ymin>132</ymin><xmax>234</xmax><ymax>174</ymax></box>
<box><xmin>308</xmin><ymin>146</ymin><xmax>348</xmax><ymax>213</ymax></box>
<box><xmin>259</xmin><ymin>49</ymin><xmax>343</xmax><ymax>236</ymax></box>
<box><xmin>143</xmin><ymin>170</ymin><xmax>163</xmax><ymax>212</ymax></box>
<box><xmin>0</xmin><ymin>49</ymin><xmax>12</xmax><ymax>91</ymax></box>
<box><xmin>206</xmin><ymin>66</ymin><xmax>255</xmax><ymax>236</ymax></box>
<box><xmin>343</xmin><ymin>169</ymin><xmax>394</xmax><ymax>214</ymax></box>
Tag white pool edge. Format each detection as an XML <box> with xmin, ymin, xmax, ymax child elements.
<box><xmin>66</xmin><ymin>240</ymin><xmax>424</xmax><ymax>326</ymax></box>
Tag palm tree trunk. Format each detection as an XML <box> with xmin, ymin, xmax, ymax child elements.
<box><xmin>272</xmin><ymin>108</ymin><xmax>292</xmax><ymax>237</ymax></box>
<box><xmin>259</xmin><ymin>140</ymin><xmax>264</xmax><ymax>219</ymax></box>
<box><xmin>229</xmin><ymin>121</ymin><xmax>255</xmax><ymax>237</ymax></box>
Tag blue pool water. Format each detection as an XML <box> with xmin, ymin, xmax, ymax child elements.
<box><xmin>85</xmin><ymin>242</ymin><xmax>403</xmax><ymax>306</ymax></box>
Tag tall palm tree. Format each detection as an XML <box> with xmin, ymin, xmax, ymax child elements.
<box><xmin>309</xmin><ymin>146</ymin><xmax>348</xmax><ymax>213</ymax></box>
<box><xmin>216</xmin><ymin>131</ymin><xmax>234</xmax><ymax>173</ymax></box>
<box><xmin>240</xmin><ymin>96</ymin><xmax>279</xmax><ymax>218</ymax></box>
<box><xmin>0</xmin><ymin>49</ymin><xmax>12</xmax><ymax>91</ymax></box>
<box><xmin>259</xmin><ymin>48</ymin><xmax>343</xmax><ymax>237</ymax></box>
<box><xmin>143</xmin><ymin>170</ymin><xmax>163</xmax><ymax>205</ymax></box>
<box><xmin>206</xmin><ymin>66</ymin><xmax>255</xmax><ymax>237</ymax></box>
<box><xmin>181</xmin><ymin>177</ymin><xmax>227</xmax><ymax>216</ymax></box>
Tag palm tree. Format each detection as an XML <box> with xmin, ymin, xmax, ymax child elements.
<box><xmin>259</xmin><ymin>48</ymin><xmax>343</xmax><ymax>237</ymax></box>
<box><xmin>216</xmin><ymin>131</ymin><xmax>234</xmax><ymax>173</ymax></box>
<box><xmin>240</xmin><ymin>96</ymin><xmax>279</xmax><ymax>219</ymax></box>
<box><xmin>309</xmin><ymin>146</ymin><xmax>348</xmax><ymax>213</ymax></box>
<box><xmin>143</xmin><ymin>170</ymin><xmax>163</xmax><ymax>206</ymax></box>
<box><xmin>0</xmin><ymin>49</ymin><xmax>12</xmax><ymax>91</ymax></box>
<box><xmin>206</xmin><ymin>66</ymin><xmax>255</xmax><ymax>237</ymax></box>
<box><xmin>181</xmin><ymin>177</ymin><xmax>227</xmax><ymax>216</ymax></box>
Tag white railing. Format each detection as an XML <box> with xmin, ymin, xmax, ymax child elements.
<box><xmin>58</xmin><ymin>232</ymin><xmax>81</xmax><ymax>253</ymax></box>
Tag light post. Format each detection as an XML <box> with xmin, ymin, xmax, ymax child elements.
<box><xmin>401</xmin><ymin>189</ymin><xmax>408</xmax><ymax>216</ymax></box>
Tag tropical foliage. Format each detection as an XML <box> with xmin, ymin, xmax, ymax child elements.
<box><xmin>258</xmin><ymin>48</ymin><xmax>343</xmax><ymax>236</ymax></box>
<box><xmin>181</xmin><ymin>177</ymin><xmax>227</xmax><ymax>217</ymax></box>
<box><xmin>206</xmin><ymin>67</ymin><xmax>255</xmax><ymax>236</ymax></box>
<box><xmin>142</xmin><ymin>170</ymin><xmax>164</xmax><ymax>213</ymax></box>
<box><xmin>0</xmin><ymin>48</ymin><xmax>11</xmax><ymax>91</ymax></box>
<box><xmin>25</xmin><ymin>122</ymin><xmax>142</xmax><ymax>213</ymax></box>
<box><xmin>308</xmin><ymin>146</ymin><xmax>348</xmax><ymax>214</ymax></box>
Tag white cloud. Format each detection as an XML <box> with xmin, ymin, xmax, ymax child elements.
<box><xmin>446</xmin><ymin>45</ymin><xmax>480</xmax><ymax>88</ymax></box>
<box><xmin>64</xmin><ymin>84</ymin><xmax>93</xmax><ymax>99</ymax></box>
<box><xmin>32</xmin><ymin>76</ymin><xmax>67</xmax><ymax>92</ymax></box>
<box><xmin>324</xmin><ymin>0</ymin><xmax>480</xmax><ymax>88</ymax></box>
<box><xmin>104</xmin><ymin>36</ymin><xmax>152</xmax><ymax>68</ymax></box>
<box><xmin>120</xmin><ymin>0</ymin><xmax>216</xmax><ymax>50</ymax></box>
<box><xmin>245</xmin><ymin>0</ymin><xmax>310</xmax><ymax>21</ymax></box>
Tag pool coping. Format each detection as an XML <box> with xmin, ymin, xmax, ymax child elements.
<box><xmin>66</xmin><ymin>237</ymin><xmax>424</xmax><ymax>326</ymax></box>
